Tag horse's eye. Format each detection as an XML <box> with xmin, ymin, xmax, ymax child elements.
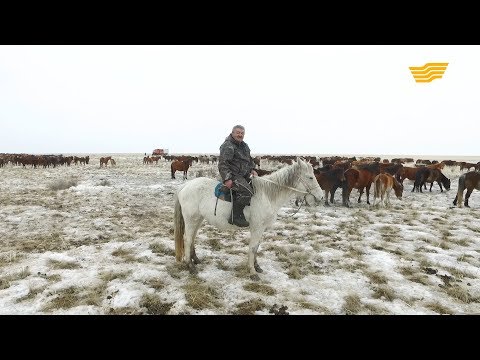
<box><xmin>309</xmin><ymin>176</ymin><xmax>313</xmax><ymax>180</ymax></box>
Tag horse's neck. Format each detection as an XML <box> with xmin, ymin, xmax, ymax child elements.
<box><xmin>254</xmin><ymin>166</ymin><xmax>298</xmax><ymax>208</ymax></box>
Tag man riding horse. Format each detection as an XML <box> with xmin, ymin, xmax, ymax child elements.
<box><xmin>218</xmin><ymin>125</ymin><xmax>258</xmax><ymax>227</ymax></box>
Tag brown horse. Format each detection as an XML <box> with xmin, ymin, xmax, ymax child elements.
<box><xmin>413</xmin><ymin>168</ymin><xmax>450</xmax><ymax>193</ymax></box>
<box><xmin>313</xmin><ymin>167</ymin><xmax>346</xmax><ymax>206</ymax></box>
<box><xmin>171</xmin><ymin>158</ymin><xmax>193</xmax><ymax>179</ymax></box>
<box><xmin>372</xmin><ymin>173</ymin><xmax>403</xmax><ymax>207</ymax></box>
<box><xmin>252</xmin><ymin>156</ymin><xmax>261</xmax><ymax>169</ymax></box>
<box><xmin>347</xmin><ymin>162</ymin><xmax>380</xmax><ymax>205</ymax></box>
<box><xmin>453</xmin><ymin>171</ymin><xmax>480</xmax><ymax>207</ymax></box>
<box><xmin>100</xmin><ymin>156</ymin><xmax>111</xmax><ymax>168</ymax></box>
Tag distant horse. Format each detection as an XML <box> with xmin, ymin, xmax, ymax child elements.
<box><xmin>252</xmin><ymin>156</ymin><xmax>261</xmax><ymax>169</ymax></box>
<box><xmin>453</xmin><ymin>171</ymin><xmax>480</xmax><ymax>207</ymax></box>
<box><xmin>100</xmin><ymin>156</ymin><xmax>112</xmax><ymax>168</ymax></box>
<box><xmin>313</xmin><ymin>166</ymin><xmax>346</xmax><ymax>206</ymax></box>
<box><xmin>413</xmin><ymin>168</ymin><xmax>450</xmax><ymax>192</ymax></box>
<box><xmin>347</xmin><ymin>162</ymin><xmax>380</xmax><ymax>205</ymax></box>
<box><xmin>372</xmin><ymin>173</ymin><xmax>403</xmax><ymax>207</ymax></box>
<box><xmin>255</xmin><ymin>168</ymin><xmax>273</xmax><ymax>176</ymax></box>
<box><xmin>173</xmin><ymin>158</ymin><xmax>323</xmax><ymax>280</ymax></box>
<box><xmin>171</xmin><ymin>158</ymin><xmax>193</xmax><ymax>179</ymax></box>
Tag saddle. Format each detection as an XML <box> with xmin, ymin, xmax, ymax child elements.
<box><xmin>214</xmin><ymin>177</ymin><xmax>253</xmax><ymax>203</ymax></box>
<box><xmin>214</xmin><ymin>183</ymin><xmax>233</xmax><ymax>202</ymax></box>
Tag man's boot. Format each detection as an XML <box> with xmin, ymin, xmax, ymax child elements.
<box><xmin>229</xmin><ymin>201</ymin><xmax>249</xmax><ymax>227</ymax></box>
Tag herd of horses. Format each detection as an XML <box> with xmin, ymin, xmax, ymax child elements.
<box><xmin>172</xmin><ymin>157</ymin><xmax>480</xmax><ymax>280</ymax></box>
<box><xmin>159</xmin><ymin>154</ymin><xmax>479</xmax><ymax>208</ymax></box>
<box><xmin>291</xmin><ymin>160</ymin><xmax>454</xmax><ymax>208</ymax></box>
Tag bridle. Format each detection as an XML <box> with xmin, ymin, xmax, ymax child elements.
<box><xmin>257</xmin><ymin>174</ymin><xmax>321</xmax><ymax>202</ymax></box>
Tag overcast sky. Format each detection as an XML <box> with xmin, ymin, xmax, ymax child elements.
<box><xmin>1</xmin><ymin>45</ymin><xmax>478</xmax><ymax>156</ymax></box>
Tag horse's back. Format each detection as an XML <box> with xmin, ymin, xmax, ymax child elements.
<box><xmin>177</xmin><ymin>177</ymin><xmax>219</xmax><ymax>205</ymax></box>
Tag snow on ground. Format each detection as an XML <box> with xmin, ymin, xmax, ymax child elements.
<box><xmin>1</xmin><ymin>154</ymin><xmax>479</xmax><ymax>315</ymax></box>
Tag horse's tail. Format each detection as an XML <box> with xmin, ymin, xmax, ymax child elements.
<box><xmin>456</xmin><ymin>173</ymin><xmax>466</xmax><ymax>207</ymax></box>
<box><xmin>374</xmin><ymin>176</ymin><xmax>381</xmax><ymax>199</ymax></box>
<box><xmin>174</xmin><ymin>193</ymin><xmax>185</xmax><ymax>261</ymax></box>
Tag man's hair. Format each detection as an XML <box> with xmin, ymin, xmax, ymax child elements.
<box><xmin>232</xmin><ymin>125</ymin><xmax>245</xmax><ymax>132</ymax></box>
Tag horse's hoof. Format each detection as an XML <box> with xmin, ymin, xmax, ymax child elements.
<box><xmin>192</xmin><ymin>255</ymin><xmax>201</xmax><ymax>264</ymax></box>
<box><xmin>188</xmin><ymin>264</ymin><xmax>198</xmax><ymax>275</ymax></box>
<box><xmin>254</xmin><ymin>264</ymin><xmax>263</xmax><ymax>273</ymax></box>
<box><xmin>250</xmin><ymin>274</ymin><xmax>261</xmax><ymax>281</ymax></box>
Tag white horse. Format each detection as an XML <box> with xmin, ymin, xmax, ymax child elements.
<box><xmin>174</xmin><ymin>158</ymin><xmax>323</xmax><ymax>280</ymax></box>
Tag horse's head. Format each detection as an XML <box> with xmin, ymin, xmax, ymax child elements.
<box><xmin>295</xmin><ymin>158</ymin><xmax>323</xmax><ymax>205</ymax></box>
<box><xmin>443</xmin><ymin>176</ymin><xmax>451</xmax><ymax>190</ymax></box>
<box><xmin>393</xmin><ymin>179</ymin><xmax>404</xmax><ymax>199</ymax></box>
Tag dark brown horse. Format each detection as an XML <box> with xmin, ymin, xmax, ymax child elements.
<box><xmin>100</xmin><ymin>156</ymin><xmax>111</xmax><ymax>168</ymax></box>
<box><xmin>413</xmin><ymin>168</ymin><xmax>450</xmax><ymax>193</ymax></box>
<box><xmin>171</xmin><ymin>158</ymin><xmax>193</xmax><ymax>179</ymax></box>
<box><xmin>453</xmin><ymin>171</ymin><xmax>480</xmax><ymax>207</ymax></box>
<box><xmin>313</xmin><ymin>167</ymin><xmax>346</xmax><ymax>206</ymax></box>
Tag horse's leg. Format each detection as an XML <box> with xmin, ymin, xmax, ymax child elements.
<box><xmin>330</xmin><ymin>186</ymin><xmax>337</xmax><ymax>204</ymax></box>
<box><xmin>184</xmin><ymin>218</ymin><xmax>203</xmax><ymax>274</ymax></box>
<box><xmin>248</xmin><ymin>229</ymin><xmax>264</xmax><ymax>280</ymax></box>
<box><xmin>438</xmin><ymin>182</ymin><xmax>443</xmax><ymax>192</ymax></box>
<box><xmin>324</xmin><ymin>190</ymin><xmax>330</xmax><ymax>206</ymax></box>
<box><xmin>357</xmin><ymin>187</ymin><xmax>364</xmax><ymax>203</ymax></box>
<box><xmin>464</xmin><ymin>188</ymin><xmax>473</xmax><ymax>207</ymax></box>
<box><xmin>366</xmin><ymin>183</ymin><xmax>372</xmax><ymax>205</ymax></box>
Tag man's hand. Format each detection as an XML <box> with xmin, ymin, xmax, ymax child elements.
<box><xmin>224</xmin><ymin>179</ymin><xmax>233</xmax><ymax>189</ymax></box>
<box><xmin>251</xmin><ymin>170</ymin><xmax>258</xmax><ymax>177</ymax></box>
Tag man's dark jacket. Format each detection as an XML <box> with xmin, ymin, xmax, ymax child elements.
<box><xmin>218</xmin><ymin>134</ymin><xmax>255</xmax><ymax>182</ymax></box>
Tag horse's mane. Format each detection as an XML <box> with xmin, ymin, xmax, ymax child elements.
<box><xmin>252</xmin><ymin>160</ymin><xmax>303</xmax><ymax>202</ymax></box>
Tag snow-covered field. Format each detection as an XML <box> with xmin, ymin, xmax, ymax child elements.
<box><xmin>1</xmin><ymin>154</ymin><xmax>479</xmax><ymax>315</ymax></box>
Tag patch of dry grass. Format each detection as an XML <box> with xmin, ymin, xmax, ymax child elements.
<box><xmin>42</xmin><ymin>286</ymin><xmax>81</xmax><ymax>311</ymax></box>
<box><xmin>99</xmin><ymin>270</ymin><xmax>132</xmax><ymax>283</ymax></box>
<box><xmin>372</xmin><ymin>285</ymin><xmax>396</xmax><ymax>302</ymax></box>
<box><xmin>183</xmin><ymin>279</ymin><xmax>221</xmax><ymax>310</ymax></box>
<box><xmin>18</xmin><ymin>233</ymin><xmax>70</xmax><ymax>253</ymax></box>
<box><xmin>0</xmin><ymin>267</ymin><xmax>30</xmax><ymax>290</ymax></box>
<box><xmin>243</xmin><ymin>282</ymin><xmax>276</xmax><ymax>296</ymax></box>
<box><xmin>48</xmin><ymin>178</ymin><xmax>79</xmax><ymax>191</ymax></box>
<box><xmin>342</xmin><ymin>294</ymin><xmax>363</xmax><ymax>315</ymax></box>
<box><xmin>144</xmin><ymin>278</ymin><xmax>165</xmax><ymax>291</ymax></box>
<box><xmin>149</xmin><ymin>242</ymin><xmax>175</xmax><ymax>257</ymax></box>
<box><xmin>0</xmin><ymin>251</ymin><xmax>25</xmax><ymax>267</ymax></box>
<box><xmin>107</xmin><ymin>307</ymin><xmax>143</xmax><ymax>315</ymax></box>
<box><xmin>139</xmin><ymin>293</ymin><xmax>174</xmax><ymax>314</ymax></box>
<box><xmin>364</xmin><ymin>302</ymin><xmax>390</xmax><ymax>314</ymax></box>
<box><xmin>444</xmin><ymin>285</ymin><xmax>476</xmax><ymax>304</ymax></box>
<box><xmin>111</xmin><ymin>247</ymin><xmax>137</xmax><ymax>262</ymax></box>
<box><xmin>365</xmin><ymin>271</ymin><xmax>388</xmax><ymax>285</ymax></box>
<box><xmin>231</xmin><ymin>298</ymin><xmax>266</xmax><ymax>315</ymax></box>
<box><xmin>47</xmin><ymin>259</ymin><xmax>80</xmax><ymax>270</ymax></box>
<box><xmin>425</xmin><ymin>301</ymin><xmax>454</xmax><ymax>314</ymax></box>
<box><xmin>15</xmin><ymin>286</ymin><xmax>46</xmax><ymax>303</ymax></box>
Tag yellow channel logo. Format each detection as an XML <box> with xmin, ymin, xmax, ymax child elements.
<box><xmin>409</xmin><ymin>62</ymin><xmax>448</xmax><ymax>83</ymax></box>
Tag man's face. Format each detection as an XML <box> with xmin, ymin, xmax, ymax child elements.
<box><xmin>232</xmin><ymin>128</ymin><xmax>245</xmax><ymax>142</ymax></box>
